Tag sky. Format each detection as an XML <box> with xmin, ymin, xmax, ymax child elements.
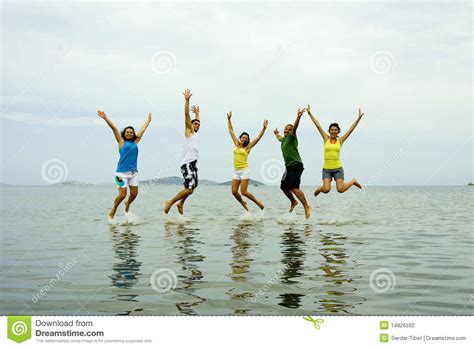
<box><xmin>1</xmin><ymin>0</ymin><xmax>472</xmax><ymax>186</ymax></box>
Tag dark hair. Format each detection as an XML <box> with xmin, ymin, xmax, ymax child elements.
<box><xmin>191</xmin><ymin>119</ymin><xmax>200</xmax><ymax>124</ymax></box>
<box><xmin>328</xmin><ymin>123</ymin><xmax>341</xmax><ymax>133</ymax></box>
<box><xmin>239</xmin><ymin>132</ymin><xmax>250</xmax><ymax>147</ymax></box>
<box><xmin>121</xmin><ymin>126</ymin><xmax>137</xmax><ymax>141</ymax></box>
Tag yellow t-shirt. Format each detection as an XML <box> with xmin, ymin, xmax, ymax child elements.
<box><xmin>234</xmin><ymin>147</ymin><xmax>249</xmax><ymax>169</ymax></box>
<box><xmin>323</xmin><ymin>139</ymin><xmax>343</xmax><ymax>169</ymax></box>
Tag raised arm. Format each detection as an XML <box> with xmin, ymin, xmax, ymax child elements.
<box><xmin>247</xmin><ymin>119</ymin><xmax>268</xmax><ymax>150</ymax></box>
<box><xmin>273</xmin><ymin>127</ymin><xmax>283</xmax><ymax>142</ymax></box>
<box><xmin>97</xmin><ymin>110</ymin><xmax>123</xmax><ymax>146</ymax></box>
<box><xmin>291</xmin><ymin>107</ymin><xmax>306</xmax><ymax>135</ymax></box>
<box><xmin>191</xmin><ymin>105</ymin><xmax>200</xmax><ymax>122</ymax></box>
<box><xmin>306</xmin><ymin>104</ymin><xmax>328</xmax><ymax>141</ymax></box>
<box><xmin>227</xmin><ymin>111</ymin><xmax>239</xmax><ymax>146</ymax></box>
<box><xmin>183</xmin><ymin>89</ymin><xmax>193</xmax><ymax>134</ymax></box>
<box><xmin>339</xmin><ymin>108</ymin><xmax>365</xmax><ymax>144</ymax></box>
<box><xmin>135</xmin><ymin>113</ymin><xmax>152</xmax><ymax>144</ymax></box>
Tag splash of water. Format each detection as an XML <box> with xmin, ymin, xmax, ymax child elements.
<box><xmin>318</xmin><ymin>217</ymin><xmax>368</xmax><ymax>226</ymax></box>
<box><xmin>276</xmin><ymin>212</ymin><xmax>299</xmax><ymax>225</ymax></box>
<box><xmin>124</xmin><ymin>211</ymin><xmax>141</xmax><ymax>225</ymax></box>
<box><xmin>108</xmin><ymin>216</ymin><xmax>119</xmax><ymax>225</ymax></box>
<box><xmin>239</xmin><ymin>209</ymin><xmax>265</xmax><ymax>223</ymax></box>
<box><xmin>165</xmin><ymin>213</ymin><xmax>191</xmax><ymax>225</ymax></box>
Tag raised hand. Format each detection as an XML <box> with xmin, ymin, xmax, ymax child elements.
<box><xmin>306</xmin><ymin>104</ymin><xmax>312</xmax><ymax>114</ymax></box>
<box><xmin>183</xmin><ymin>89</ymin><xmax>193</xmax><ymax>100</ymax></box>
<box><xmin>273</xmin><ymin>127</ymin><xmax>279</xmax><ymax>134</ymax></box>
<box><xmin>98</xmin><ymin>110</ymin><xmax>121</xmax><ymax>142</ymax></box>
<box><xmin>297</xmin><ymin>107</ymin><xmax>306</xmax><ymax>117</ymax></box>
<box><xmin>191</xmin><ymin>105</ymin><xmax>200</xmax><ymax>115</ymax></box>
<box><xmin>147</xmin><ymin>113</ymin><xmax>152</xmax><ymax>122</ymax></box>
<box><xmin>97</xmin><ymin>110</ymin><xmax>107</xmax><ymax>119</ymax></box>
<box><xmin>227</xmin><ymin>111</ymin><xmax>232</xmax><ymax>120</ymax></box>
<box><xmin>263</xmin><ymin>120</ymin><xmax>269</xmax><ymax>128</ymax></box>
<box><xmin>358</xmin><ymin>108</ymin><xmax>365</xmax><ymax>118</ymax></box>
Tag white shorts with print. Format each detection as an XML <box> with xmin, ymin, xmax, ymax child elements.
<box><xmin>115</xmin><ymin>171</ymin><xmax>139</xmax><ymax>188</ymax></box>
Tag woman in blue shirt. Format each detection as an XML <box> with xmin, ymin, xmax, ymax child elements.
<box><xmin>98</xmin><ymin>110</ymin><xmax>152</xmax><ymax>221</ymax></box>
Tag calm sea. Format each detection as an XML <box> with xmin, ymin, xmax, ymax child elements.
<box><xmin>1</xmin><ymin>185</ymin><xmax>473</xmax><ymax>315</ymax></box>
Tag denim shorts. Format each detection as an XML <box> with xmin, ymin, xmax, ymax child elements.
<box><xmin>322</xmin><ymin>167</ymin><xmax>344</xmax><ymax>181</ymax></box>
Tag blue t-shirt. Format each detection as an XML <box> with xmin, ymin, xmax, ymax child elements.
<box><xmin>116</xmin><ymin>141</ymin><xmax>138</xmax><ymax>172</ymax></box>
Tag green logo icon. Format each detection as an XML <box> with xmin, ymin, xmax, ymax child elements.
<box><xmin>380</xmin><ymin>333</ymin><xmax>389</xmax><ymax>343</ymax></box>
<box><xmin>380</xmin><ymin>320</ymin><xmax>389</xmax><ymax>330</ymax></box>
<box><xmin>7</xmin><ymin>316</ymin><xmax>32</xmax><ymax>343</ymax></box>
<box><xmin>303</xmin><ymin>316</ymin><xmax>324</xmax><ymax>330</ymax></box>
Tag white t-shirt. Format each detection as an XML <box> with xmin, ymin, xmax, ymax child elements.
<box><xmin>181</xmin><ymin>132</ymin><xmax>199</xmax><ymax>166</ymax></box>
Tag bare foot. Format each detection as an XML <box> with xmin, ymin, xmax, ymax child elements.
<box><xmin>164</xmin><ymin>200</ymin><xmax>173</xmax><ymax>214</ymax></box>
<box><xmin>289</xmin><ymin>200</ymin><xmax>298</xmax><ymax>213</ymax></box>
<box><xmin>124</xmin><ymin>201</ymin><xmax>130</xmax><ymax>213</ymax></box>
<box><xmin>109</xmin><ymin>208</ymin><xmax>116</xmax><ymax>219</ymax></box>
<box><xmin>241</xmin><ymin>201</ymin><xmax>249</xmax><ymax>211</ymax></box>
<box><xmin>256</xmin><ymin>200</ymin><xmax>264</xmax><ymax>210</ymax></box>
<box><xmin>353</xmin><ymin>179</ymin><xmax>363</xmax><ymax>190</ymax></box>
<box><xmin>176</xmin><ymin>202</ymin><xmax>184</xmax><ymax>215</ymax></box>
<box><xmin>314</xmin><ymin>187</ymin><xmax>321</xmax><ymax>197</ymax></box>
<box><xmin>304</xmin><ymin>205</ymin><xmax>312</xmax><ymax>219</ymax></box>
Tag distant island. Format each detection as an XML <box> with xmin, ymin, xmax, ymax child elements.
<box><xmin>52</xmin><ymin>180</ymin><xmax>93</xmax><ymax>187</ymax></box>
<box><xmin>469</xmin><ymin>182</ymin><xmax>473</xmax><ymax>186</ymax></box>
<box><xmin>140</xmin><ymin>176</ymin><xmax>221</xmax><ymax>186</ymax></box>
<box><xmin>219</xmin><ymin>179</ymin><xmax>265</xmax><ymax>186</ymax></box>
<box><xmin>141</xmin><ymin>176</ymin><xmax>265</xmax><ymax>186</ymax></box>
<box><xmin>29</xmin><ymin>176</ymin><xmax>267</xmax><ymax>187</ymax></box>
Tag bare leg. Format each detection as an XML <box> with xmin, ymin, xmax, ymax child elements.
<box><xmin>124</xmin><ymin>186</ymin><xmax>138</xmax><ymax>212</ymax></box>
<box><xmin>335</xmin><ymin>178</ymin><xmax>363</xmax><ymax>193</ymax></box>
<box><xmin>109</xmin><ymin>188</ymin><xmax>127</xmax><ymax>218</ymax></box>
<box><xmin>231</xmin><ymin>179</ymin><xmax>248</xmax><ymax>211</ymax></box>
<box><xmin>282</xmin><ymin>189</ymin><xmax>298</xmax><ymax>213</ymax></box>
<box><xmin>240</xmin><ymin>179</ymin><xmax>264</xmax><ymax>209</ymax></box>
<box><xmin>176</xmin><ymin>195</ymin><xmax>189</xmax><ymax>215</ymax></box>
<box><xmin>314</xmin><ymin>178</ymin><xmax>332</xmax><ymax>197</ymax></box>
<box><xmin>292</xmin><ymin>188</ymin><xmax>311</xmax><ymax>219</ymax></box>
<box><xmin>164</xmin><ymin>188</ymin><xmax>194</xmax><ymax>214</ymax></box>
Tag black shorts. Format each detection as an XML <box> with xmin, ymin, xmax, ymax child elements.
<box><xmin>280</xmin><ymin>163</ymin><xmax>304</xmax><ymax>190</ymax></box>
<box><xmin>181</xmin><ymin>160</ymin><xmax>198</xmax><ymax>190</ymax></box>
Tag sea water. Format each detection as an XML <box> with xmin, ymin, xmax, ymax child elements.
<box><xmin>0</xmin><ymin>185</ymin><xmax>472</xmax><ymax>315</ymax></box>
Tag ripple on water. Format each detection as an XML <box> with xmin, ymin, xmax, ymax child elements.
<box><xmin>1</xmin><ymin>185</ymin><xmax>472</xmax><ymax>315</ymax></box>
<box><xmin>399</xmin><ymin>272</ymin><xmax>464</xmax><ymax>281</ymax></box>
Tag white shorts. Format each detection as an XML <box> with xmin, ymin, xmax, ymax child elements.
<box><xmin>233</xmin><ymin>168</ymin><xmax>250</xmax><ymax>181</ymax></box>
<box><xmin>115</xmin><ymin>171</ymin><xmax>139</xmax><ymax>188</ymax></box>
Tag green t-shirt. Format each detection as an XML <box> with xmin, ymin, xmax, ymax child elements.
<box><xmin>281</xmin><ymin>133</ymin><xmax>303</xmax><ymax>166</ymax></box>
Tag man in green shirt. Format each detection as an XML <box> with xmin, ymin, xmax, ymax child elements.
<box><xmin>273</xmin><ymin>107</ymin><xmax>311</xmax><ymax>219</ymax></box>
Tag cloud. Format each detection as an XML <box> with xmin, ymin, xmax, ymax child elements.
<box><xmin>0</xmin><ymin>1</ymin><xmax>471</xmax><ymax>185</ymax></box>
<box><xmin>1</xmin><ymin>113</ymin><xmax>102</xmax><ymax>127</ymax></box>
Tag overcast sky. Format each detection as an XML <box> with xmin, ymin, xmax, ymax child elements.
<box><xmin>1</xmin><ymin>0</ymin><xmax>472</xmax><ymax>186</ymax></box>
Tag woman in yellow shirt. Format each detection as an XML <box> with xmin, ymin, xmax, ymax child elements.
<box><xmin>227</xmin><ymin>111</ymin><xmax>268</xmax><ymax>211</ymax></box>
<box><xmin>307</xmin><ymin>105</ymin><xmax>364</xmax><ymax>196</ymax></box>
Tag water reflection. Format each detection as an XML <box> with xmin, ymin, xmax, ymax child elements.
<box><xmin>109</xmin><ymin>225</ymin><xmax>142</xmax><ymax>292</ymax></box>
<box><xmin>317</xmin><ymin>231</ymin><xmax>362</xmax><ymax>313</ymax></box>
<box><xmin>228</xmin><ymin>222</ymin><xmax>261</xmax><ymax>314</ymax></box>
<box><xmin>229</xmin><ymin>223</ymin><xmax>253</xmax><ymax>282</ymax></box>
<box><xmin>277</xmin><ymin>225</ymin><xmax>311</xmax><ymax>309</ymax></box>
<box><xmin>165</xmin><ymin>224</ymin><xmax>206</xmax><ymax>315</ymax></box>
